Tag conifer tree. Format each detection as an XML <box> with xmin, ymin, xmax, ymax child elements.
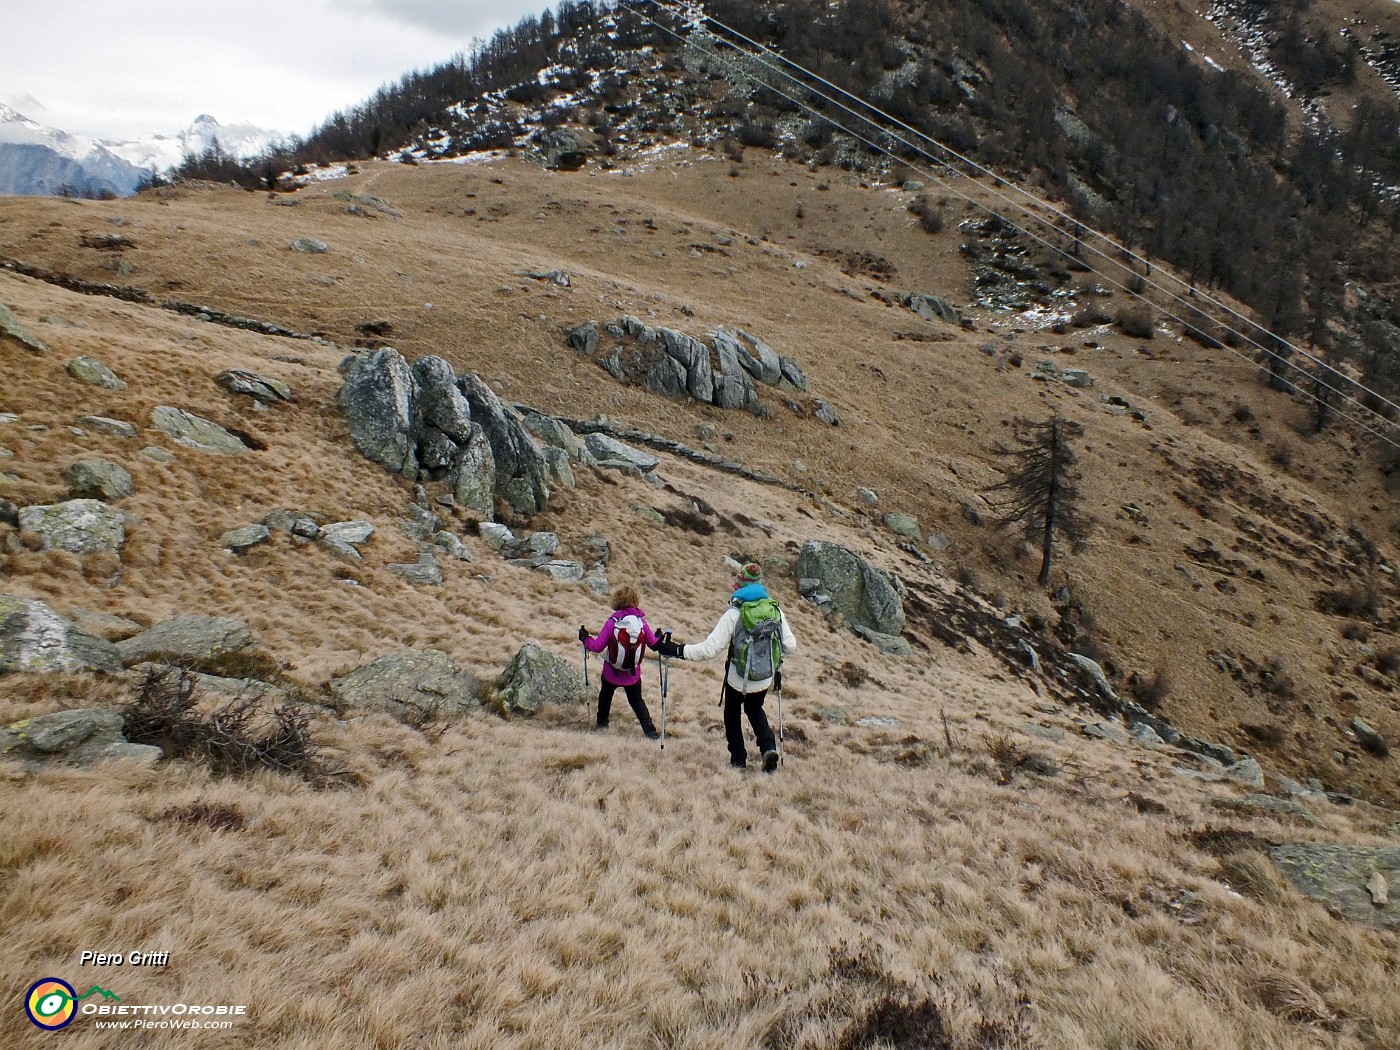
<box><xmin>989</xmin><ymin>416</ymin><xmax>1090</xmax><ymax>587</ymax></box>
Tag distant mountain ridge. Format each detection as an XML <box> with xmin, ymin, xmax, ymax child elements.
<box><xmin>0</xmin><ymin>106</ymin><xmax>283</xmax><ymax>197</ymax></box>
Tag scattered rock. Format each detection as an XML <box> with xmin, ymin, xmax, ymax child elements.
<box><xmin>289</xmin><ymin>237</ymin><xmax>329</xmax><ymax>254</ymax></box>
<box><xmin>64</xmin><ymin>458</ymin><xmax>133</xmax><ymax>501</ymax></box>
<box><xmin>67</xmin><ymin>356</ymin><xmax>126</xmax><ymax>389</ymax></box>
<box><xmin>538</xmin><ymin>560</ymin><xmax>585</xmax><ymax>582</ymax></box>
<box><xmin>856</xmin><ymin>716</ymin><xmax>901</xmax><ymax>728</ymax></box>
<box><xmin>1067</xmin><ymin>652</ymin><xmax>1119</xmax><ymax>702</ymax></box>
<box><xmin>0</xmin><ymin>302</ymin><xmax>48</xmax><ymax>352</ymax></box>
<box><xmin>0</xmin><ymin>594</ymin><xmax>123</xmax><ymax>673</ymax></box>
<box><xmin>459</xmin><ymin>373</ymin><xmax>553</xmax><ymax>515</ymax></box>
<box><xmin>318</xmin><ymin>520</ymin><xmax>374</xmax><ymax>560</ymax></box>
<box><xmin>331</xmin><ymin>649</ymin><xmax>480</xmax><ymax>721</ymax></box>
<box><xmin>813</xmin><ymin>399</ymin><xmax>841</xmax><ymax>426</ymax></box>
<box><xmin>1</xmin><ymin>709</ymin><xmax>161</xmax><ymax>767</ymax></box>
<box><xmin>1130</xmin><ymin>722</ymin><xmax>1166</xmax><ymax>749</ymax></box>
<box><xmin>221</xmin><ymin>524</ymin><xmax>270</xmax><ymax>553</ymax></box>
<box><xmin>432</xmin><ymin>531</ymin><xmax>472</xmax><ymax>561</ymax></box>
<box><xmin>1083</xmin><ymin>721</ymin><xmax>1130</xmax><ymax>745</ymax></box>
<box><xmin>857</xmin><ymin>488</ymin><xmax>878</xmax><ymax>507</ymax></box>
<box><xmin>78</xmin><ymin>416</ymin><xmax>138</xmax><ymax>438</ymax></box>
<box><xmin>1016</xmin><ymin>639</ymin><xmax>1040</xmax><ymax>671</ymax></box>
<box><xmin>1022</xmin><ymin>722</ymin><xmax>1065</xmax><ymax>742</ymax></box>
<box><xmin>1225</xmin><ymin>757</ymin><xmax>1266</xmax><ymax>789</ymax></box>
<box><xmin>852</xmin><ymin>624</ymin><xmax>914</xmax><ymax>655</ymax></box>
<box><xmin>883</xmin><ymin>512</ymin><xmax>921</xmax><ymax>540</ymax></box>
<box><xmin>583</xmin><ymin>433</ymin><xmax>660</xmax><ymax>472</ymax></box>
<box><xmin>116</xmin><ymin>615</ymin><xmax>256</xmax><ymax>667</ymax></box>
<box><xmin>19</xmin><ymin>499</ymin><xmax>125</xmax><ymax>553</ymax></box>
<box><xmin>68</xmin><ymin>608</ymin><xmax>144</xmax><ymax>641</ymax></box>
<box><xmin>141</xmin><ymin>447</ymin><xmax>175</xmax><ymax>462</ymax></box>
<box><xmin>150</xmin><ymin>407</ymin><xmax>248</xmax><ymax>455</ymax></box>
<box><xmin>216</xmin><ymin>369</ymin><xmax>293</xmax><ymax>404</ymax></box>
<box><xmin>522</xmin><ymin>411</ymin><xmax>590</xmax><ymax>463</ymax></box>
<box><xmin>478</xmin><ymin>522</ymin><xmax>514</xmax><ymax>550</ymax></box>
<box><xmin>495</xmin><ymin>642</ymin><xmax>587</xmax><ymax>715</ymax></box>
<box><xmin>1269</xmin><ymin>844</ymin><xmax>1400</xmax><ymax>928</ymax></box>
<box><xmin>898</xmin><ymin>292</ymin><xmax>961</xmax><ymax>326</ymax></box>
<box><xmin>389</xmin><ymin>551</ymin><xmax>443</xmax><ymax>586</ymax></box>
<box><xmin>1351</xmin><ymin>717</ymin><xmax>1389</xmax><ymax>756</ymax></box>
<box><xmin>795</xmin><ymin>540</ymin><xmax>905</xmax><ymax>636</ymax></box>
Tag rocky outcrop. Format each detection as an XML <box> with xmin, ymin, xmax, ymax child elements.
<box><xmin>535</xmin><ymin>127</ymin><xmax>592</xmax><ymax>170</ymax></box>
<box><xmin>330</xmin><ymin>649</ymin><xmax>481</xmax><ymax>721</ymax></box>
<box><xmin>0</xmin><ymin>709</ymin><xmax>162</xmax><ymax>767</ymax></box>
<box><xmin>18</xmin><ymin>499</ymin><xmax>125</xmax><ymax>553</ymax></box>
<box><xmin>115</xmin><ymin>616</ymin><xmax>256</xmax><ymax>668</ymax></box>
<box><xmin>495</xmin><ymin>643</ymin><xmax>587</xmax><ymax>716</ymax></box>
<box><xmin>220</xmin><ymin>524</ymin><xmax>271</xmax><ymax>553</ymax></box>
<box><xmin>0</xmin><ymin>302</ymin><xmax>47</xmax><ymax>352</ymax></box>
<box><xmin>458</xmin><ymin>373</ymin><xmax>552</xmax><ymax>516</ymax></box>
<box><xmin>338</xmin><ymin>348</ymin><xmax>555</xmax><ymax>518</ymax></box>
<box><xmin>1269</xmin><ymin>844</ymin><xmax>1400</xmax><ymax>928</ymax></box>
<box><xmin>0</xmin><ymin>594</ymin><xmax>122</xmax><ymax>673</ymax></box>
<box><xmin>795</xmin><ymin>540</ymin><xmax>906</xmax><ymax>637</ymax></box>
<box><xmin>582</xmin><ymin>433</ymin><xmax>660</xmax><ymax>472</ymax></box>
<box><xmin>565</xmin><ymin>317</ymin><xmax>813</xmax><ymax>415</ymax></box>
<box><xmin>150</xmin><ymin>407</ymin><xmax>249</xmax><ymax>455</ymax></box>
<box><xmin>317</xmin><ymin>520</ymin><xmax>374</xmax><ymax>560</ymax></box>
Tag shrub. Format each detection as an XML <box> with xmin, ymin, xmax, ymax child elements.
<box><xmin>736</xmin><ymin>120</ymin><xmax>777</xmax><ymax>149</ymax></box>
<box><xmin>1317</xmin><ymin>582</ymin><xmax>1379</xmax><ymax>618</ymax></box>
<box><xmin>1129</xmin><ymin>665</ymin><xmax>1171</xmax><ymax>710</ymax></box>
<box><xmin>1116</xmin><ymin>303</ymin><xmax>1155</xmax><ymax>338</ymax></box>
<box><xmin>908</xmin><ymin>193</ymin><xmax>945</xmax><ymax>233</ymax></box>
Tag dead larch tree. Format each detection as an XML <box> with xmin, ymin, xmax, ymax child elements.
<box><xmin>989</xmin><ymin>415</ymin><xmax>1090</xmax><ymax>587</ymax></box>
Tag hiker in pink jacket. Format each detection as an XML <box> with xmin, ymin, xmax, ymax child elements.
<box><xmin>579</xmin><ymin>584</ymin><xmax>661</xmax><ymax>737</ymax></box>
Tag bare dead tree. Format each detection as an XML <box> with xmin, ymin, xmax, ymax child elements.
<box><xmin>988</xmin><ymin>415</ymin><xmax>1090</xmax><ymax>587</ymax></box>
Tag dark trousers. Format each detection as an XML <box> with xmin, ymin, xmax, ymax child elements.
<box><xmin>723</xmin><ymin>683</ymin><xmax>776</xmax><ymax>765</ymax></box>
<box><xmin>597</xmin><ymin>680</ymin><xmax>655</xmax><ymax>734</ymax></box>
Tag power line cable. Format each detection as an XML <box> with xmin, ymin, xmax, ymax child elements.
<box><xmin>639</xmin><ymin>0</ymin><xmax>1400</xmax><ymax>423</ymax></box>
<box><xmin>609</xmin><ymin>0</ymin><xmax>1400</xmax><ymax>449</ymax></box>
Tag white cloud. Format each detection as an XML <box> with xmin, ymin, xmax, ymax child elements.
<box><xmin>0</xmin><ymin>0</ymin><xmax>552</xmax><ymax>141</ymax></box>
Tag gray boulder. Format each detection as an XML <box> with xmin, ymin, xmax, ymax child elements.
<box><xmin>432</xmin><ymin>531</ymin><xmax>472</xmax><ymax>561</ymax></box>
<box><xmin>221</xmin><ymin>524</ymin><xmax>270</xmax><ymax>553</ymax></box>
<box><xmin>216</xmin><ymin>369</ymin><xmax>292</xmax><ymax>404</ymax></box>
<box><xmin>852</xmin><ymin>624</ymin><xmax>914</xmax><ymax>655</ymax></box>
<box><xmin>289</xmin><ymin>237</ymin><xmax>329</xmax><ymax>254</ymax></box>
<box><xmin>1067</xmin><ymin>653</ymin><xmax>1119</xmax><ymax>702</ymax></box>
<box><xmin>77</xmin><ymin>416</ymin><xmax>138</xmax><ymax>438</ymax></box>
<box><xmin>1225</xmin><ymin>757</ymin><xmax>1266</xmax><ymax>789</ymax></box>
<box><xmin>795</xmin><ymin>540</ymin><xmax>905</xmax><ymax>636</ymax></box>
<box><xmin>318</xmin><ymin>520</ymin><xmax>374</xmax><ymax>560</ymax></box>
<box><xmin>19</xmin><ymin>499</ymin><xmax>125</xmax><ymax>553</ymax></box>
<box><xmin>779</xmin><ymin>356</ymin><xmax>808</xmax><ymax>392</ymax></box>
<box><xmin>814</xmin><ymin>400</ymin><xmax>842</xmax><ymax>426</ymax></box>
<box><xmin>1269</xmin><ymin>844</ymin><xmax>1400</xmax><ymax>928</ymax></box>
<box><xmin>451</xmin><ymin>425</ymin><xmax>497</xmax><ymax>519</ymax></box>
<box><xmin>389</xmin><ymin>551</ymin><xmax>443</xmax><ymax>587</ymax></box>
<box><xmin>412</xmin><ymin>356</ymin><xmax>475</xmax><ymax>470</ymax></box>
<box><xmin>565</xmin><ymin>321</ymin><xmax>599</xmax><ymax>356</ymax></box>
<box><xmin>0</xmin><ymin>302</ymin><xmax>48</xmax><ymax>352</ymax></box>
<box><xmin>541</xmin><ymin>446</ymin><xmax>575</xmax><ymax>491</ymax></box>
<box><xmin>68</xmin><ymin>608</ymin><xmax>143</xmax><ymax>641</ymax></box>
<box><xmin>899</xmin><ymin>292</ymin><xmax>962</xmax><ymax>326</ymax></box>
<box><xmin>1</xmin><ymin>709</ymin><xmax>161</xmax><ymax>767</ymax></box>
<box><xmin>537</xmin><ymin>127</ymin><xmax>593</xmax><ymax>170</ymax></box>
<box><xmin>67</xmin><ymin>356</ymin><xmax>126</xmax><ymax>390</ymax></box>
<box><xmin>150</xmin><ymin>407</ymin><xmax>248</xmax><ymax>455</ymax></box>
<box><xmin>478</xmin><ymin>522</ymin><xmax>514</xmax><ymax>550</ymax></box>
<box><xmin>732</xmin><ymin>328</ymin><xmax>783</xmax><ymax>386</ymax></box>
<box><xmin>65</xmin><ymin>459</ymin><xmax>133</xmax><ymax>501</ymax></box>
<box><xmin>458</xmin><ymin>374</ymin><xmax>552</xmax><ymax>516</ymax></box>
<box><xmin>116</xmin><ymin>616</ymin><xmax>256</xmax><ymax>667</ymax></box>
<box><xmin>1352</xmin><ymin>717</ymin><xmax>1388</xmax><ymax>755</ymax></box>
<box><xmin>0</xmin><ymin>594</ymin><xmax>122</xmax><ymax>673</ymax></box>
<box><xmin>883</xmin><ymin>512</ymin><xmax>921</xmax><ymax>540</ymax></box>
<box><xmin>338</xmin><ymin>348</ymin><xmax>417</xmax><ymax>478</ymax></box>
<box><xmin>583</xmin><ymin>433</ymin><xmax>660</xmax><ymax>472</ymax></box>
<box><xmin>495</xmin><ymin>642</ymin><xmax>587</xmax><ymax>716</ymax></box>
<box><xmin>538</xmin><ymin>560</ymin><xmax>585</xmax><ymax>582</ymax></box>
<box><xmin>660</xmin><ymin>328</ymin><xmax>715</xmax><ymax>403</ymax></box>
<box><xmin>330</xmin><ymin>649</ymin><xmax>481</xmax><ymax>721</ymax></box>
<box><xmin>522</xmin><ymin>412</ymin><xmax>589</xmax><ymax>463</ymax></box>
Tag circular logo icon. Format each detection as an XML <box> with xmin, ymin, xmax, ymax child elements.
<box><xmin>25</xmin><ymin>978</ymin><xmax>77</xmax><ymax>1030</ymax></box>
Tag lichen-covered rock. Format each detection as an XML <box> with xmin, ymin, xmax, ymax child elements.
<box><xmin>794</xmin><ymin>540</ymin><xmax>905</xmax><ymax>637</ymax></box>
<box><xmin>412</xmin><ymin>356</ymin><xmax>475</xmax><ymax>470</ymax></box>
<box><xmin>1269</xmin><ymin>844</ymin><xmax>1400</xmax><ymax>928</ymax></box>
<box><xmin>65</xmin><ymin>459</ymin><xmax>133</xmax><ymax>501</ymax></box>
<box><xmin>150</xmin><ymin>407</ymin><xmax>248</xmax><ymax>455</ymax></box>
<box><xmin>221</xmin><ymin>524</ymin><xmax>270</xmax><ymax>553</ymax></box>
<box><xmin>338</xmin><ymin>348</ymin><xmax>417</xmax><ymax>478</ymax></box>
<box><xmin>451</xmin><ymin>424</ymin><xmax>496</xmax><ymax>519</ymax></box>
<box><xmin>78</xmin><ymin>416</ymin><xmax>139</xmax><ymax>438</ymax></box>
<box><xmin>115</xmin><ymin>616</ymin><xmax>256</xmax><ymax>667</ymax></box>
<box><xmin>660</xmin><ymin>328</ymin><xmax>715</xmax><ymax>403</ymax></box>
<box><xmin>883</xmin><ymin>512</ymin><xmax>921</xmax><ymax>540</ymax></box>
<box><xmin>582</xmin><ymin>433</ymin><xmax>660</xmax><ymax>472</ymax></box>
<box><xmin>1</xmin><ymin>709</ymin><xmax>161</xmax><ymax>766</ymax></box>
<box><xmin>0</xmin><ymin>302</ymin><xmax>48</xmax><ymax>352</ymax></box>
<box><xmin>495</xmin><ymin>642</ymin><xmax>587</xmax><ymax>716</ymax></box>
<box><xmin>289</xmin><ymin>237</ymin><xmax>329</xmax><ymax>254</ymax></box>
<box><xmin>19</xmin><ymin>499</ymin><xmax>125</xmax><ymax>553</ymax></box>
<box><xmin>67</xmin><ymin>356</ymin><xmax>126</xmax><ymax>390</ymax></box>
<box><xmin>388</xmin><ymin>551</ymin><xmax>443</xmax><ymax>586</ymax></box>
<box><xmin>458</xmin><ymin>374</ymin><xmax>551</xmax><ymax>516</ymax></box>
<box><xmin>0</xmin><ymin>594</ymin><xmax>122</xmax><ymax>673</ymax></box>
<box><xmin>216</xmin><ymin>369</ymin><xmax>292</xmax><ymax>404</ymax></box>
<box><xmin>330</xmin><ymin>649</ymin><xmax>480</xmax><ymax>721</ymax></box>
<box><xmin>317</xmin><ymin>520</ymin><xmax>374</xmax><ymax>560</ymax></box>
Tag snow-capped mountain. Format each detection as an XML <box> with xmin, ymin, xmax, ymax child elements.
<box><xmin>0</xmin><ymin>108</ymin><xmax>286</xmax><ymax>198</ymax></box>
<box><xmin>104</xmin><ymin>114</ymin><xmax>288</xmax><ymax>174</ymax></box>
<box><xmin>0</xmin><ymin>103</ymin><xmax>146</xmax><ymax>196</ymax></box>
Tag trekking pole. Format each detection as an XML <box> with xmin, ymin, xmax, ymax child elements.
<box><xmin>659</xmin><ymin>632</ymin><xmax>671</xmax><ymax>752</ymax></box>
<box><xmin>776</xmin><ymin>673</ymin><xmax>784</xmax><ymax>767</ymax></box>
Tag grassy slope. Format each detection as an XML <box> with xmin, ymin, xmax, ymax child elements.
<box><xmin>0</xmin><ymin>150</ymin><xmax>1397</xmax><ymax>1047</ymax></box>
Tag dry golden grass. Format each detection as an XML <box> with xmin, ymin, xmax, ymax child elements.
<box><xmin>1</xmin><ymin>147</ymin><xmax>1398</xmax><ymax>1046</ymax></box>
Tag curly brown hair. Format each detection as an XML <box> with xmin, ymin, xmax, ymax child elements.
<box><xmin>611</xmin><ymin>585</ymin><xmax>641</xmax><ymax>610</ymax></box>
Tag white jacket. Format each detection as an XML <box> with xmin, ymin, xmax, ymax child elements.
<box><xmin>683</xmin><ymin>605</ymin><xmax>797</xmax><ymax>693</ymax></box>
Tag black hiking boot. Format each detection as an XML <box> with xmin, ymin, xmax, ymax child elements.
<box><xmin>644</xmin><ymin>729</ymin><xmax>660</xmax><ymax>740</ymax></box>
<box><xmin>762</xmin><ymin>750</ymin><xmax>780</xmax><ymax>773</ymax></box>
<box><xmin>730</xmin><ymin>757</ymin><xmax>747</xmax><ymax>769</ymax></box>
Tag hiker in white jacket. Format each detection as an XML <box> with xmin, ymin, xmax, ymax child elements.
<box><xmin>654</xmin><ymin>563</ymin><xmax>797</xmax><ymax>772</ymax></box>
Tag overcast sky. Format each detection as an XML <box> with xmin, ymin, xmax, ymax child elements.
<box><xmin>1</xmin><ymin>0</ymin><xmax>556</xmax><ymax>142</ymax></box>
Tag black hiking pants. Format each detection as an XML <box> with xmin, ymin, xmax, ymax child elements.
<box><xmin>597</xmin><ymin>680</ymin><xmax>656</xmax><ymax>734</ymax></box>
<box><xmin>723</xmin><ymin>683</ymin><xmax>776</xmax><ymax>766</ymax></box>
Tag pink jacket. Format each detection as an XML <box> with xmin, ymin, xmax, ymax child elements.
<box><xmin>583</xmin><ymin>607</ymin><xmax>660</xmax><ymax>686</ymax></box>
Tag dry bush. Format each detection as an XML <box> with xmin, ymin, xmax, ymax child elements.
<box><xmin>1316</xmin><ymin>581</ymin><xmax>1379</xmax><ymax>618</ymax></box>
<box><xmin>122</xmin><ymin>666</ymin><xmax>325</xmax><ymax>782</ymax></box>
<box><xmin>1070</xmin><ymin>303</ymin><xmax>1112</xmax><ymax>328</ymax></box>
<box><xmin>1217</xmin><ymin>850</ymin><xmax>1289</xmax><ymax>903</ymax></box>
<box><xmin>1115</xmin><ymin>303</ymin><xmax>1155</xmax><ymax>338</ymax></box>
<box><xmin>157</xmin><ymin>801</ymin><xmax>246</xmax><ymax>831</ymax></box>
<box><xmin>1374</xmin><ymin>647</ymin><xmax>1400</xmax><ymax>676</ymax></box>
<box><xmin>1242</xmin><ymin>722</ymin><xmax>1287</xmax><ymax>747</ymax></box>
<box><xmin>908</xmin><ymin>193</ymin><xmax>946</xmax><ymax>234</ymax></box>
<box><xmin>1128</xmin><ymin>665</ymin><xmax>1171</xmax><ymax>710</ymax></box>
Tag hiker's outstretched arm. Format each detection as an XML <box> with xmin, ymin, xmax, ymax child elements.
<box><xmin>780</xmin><ymin>612</ymin><xmax>798</xmax><ymax>654</ymax></box>
<box><xmin>582</xmin><ymin>616</ymin><xmax>614</xmax><ymax>654</ymax></box>
<box><xmin>680</xmin><ymin>608</ymin><xmax>739</xmax><ymax>662</ymax></box>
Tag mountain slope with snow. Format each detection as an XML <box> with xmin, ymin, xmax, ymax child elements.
<box><xmin>104</xmin><ymin>114</ymin><xmax>288</xmax><ymax>174</ymax></box>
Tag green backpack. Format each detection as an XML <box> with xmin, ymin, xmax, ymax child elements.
<box><xmin>729</xmin><ymin>597</ymin><xmax>784</xmax><ymax>685</ymax></box>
